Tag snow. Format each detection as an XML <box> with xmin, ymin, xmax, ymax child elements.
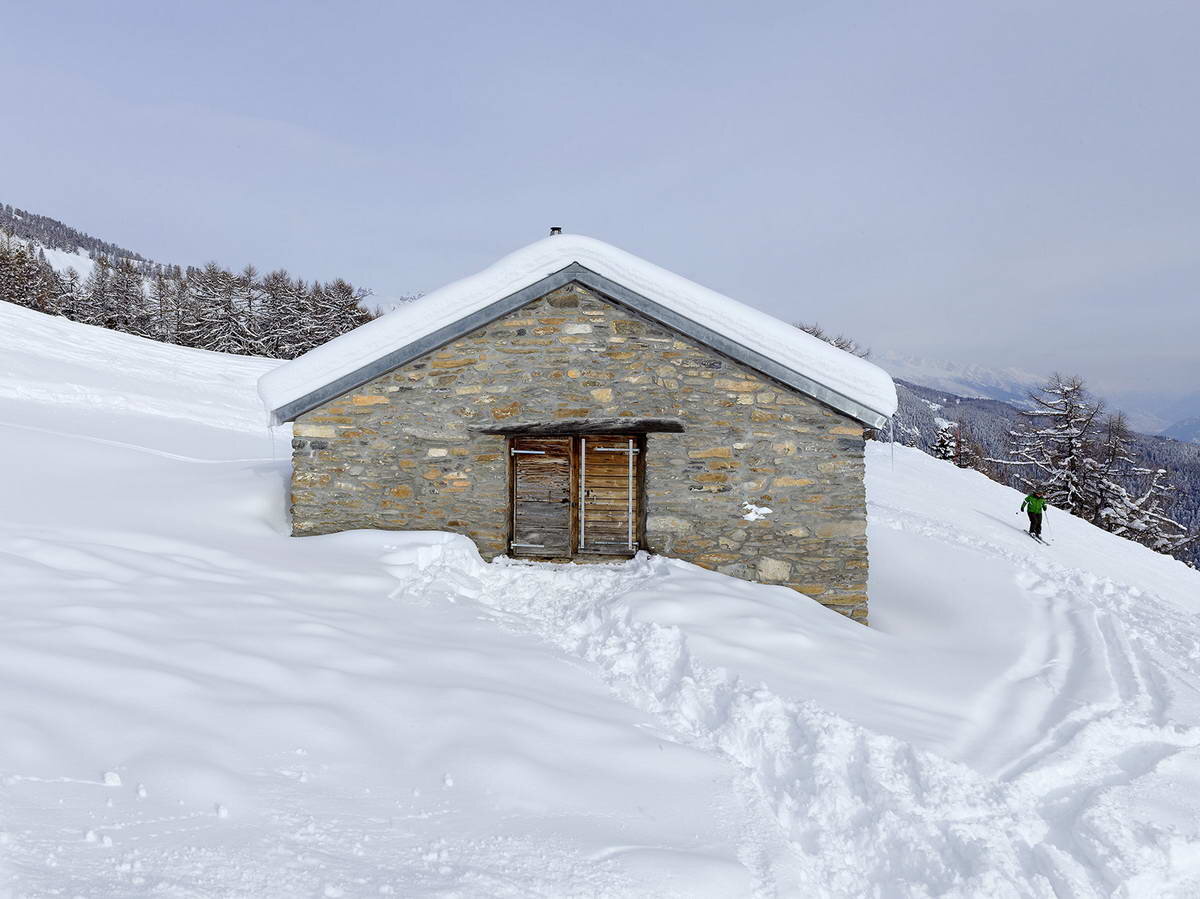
<box><xmin>257</xmin><ymin>233</ymin><xmax>898</xmax><ymax>423</ymax></box>
<box><xmin>38</xmin><ymin>245</ymin><xmax>97</xmax><ymax>281</ymax></box>
<box><xmin>741</xmin><ymin>501</ymin><xmax>773</xmax><ymax>521</ymax></box>
<box><xmin>0</xmin><ymin>301</ymin><xmax>280</xmax><ymax>439</ymax></box>
<box><xmin>5</xmin><ymin>306</ymin><xmax>1200</xmax><ymax>895</ymax></box>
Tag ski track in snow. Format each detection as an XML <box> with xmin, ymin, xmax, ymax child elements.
<box><xmin>869</xmin><ymin>499</ymin><xmax>1200</xmax><ymax>895</ymax></box>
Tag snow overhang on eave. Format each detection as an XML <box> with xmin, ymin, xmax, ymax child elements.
<box><xmin>269</xmin><ymin>263</ymin><xmax>893</xmax><ymax>431</ymax></box>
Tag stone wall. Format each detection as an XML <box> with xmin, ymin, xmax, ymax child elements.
<box><xmin>291</xmin><ymin>283</ymin><xmax>870</xmax><ymax>621</ymax></box>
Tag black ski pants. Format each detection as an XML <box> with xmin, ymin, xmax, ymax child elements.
<box><xmin>1027</xmin><ymin>512</ymin><xmax>1043</xmax><ymax>536</ymax></box>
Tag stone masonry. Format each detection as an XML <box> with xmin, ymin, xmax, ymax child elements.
<box><xmin>290</xmin><ymin>283</ymin><xmax>871</xmax><ymax>621</ymax></box>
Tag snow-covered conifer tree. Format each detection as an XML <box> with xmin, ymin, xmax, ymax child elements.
<box><xmin>302</xmin><ymin>281</ymin><xmax>335</xmax><ymax>353</ymax></box>
<box><xmin>1124</xmin><ymin>468</ymin><xmax>1195</xmax><ymax>555</ymax></box>
<box><xmin>994</xmin><ymin>374</ymin><xmax>1104</xmax><ymax>515</ymax></box>
<box><xmin>53</xmin><ymin>268</ymin><xmax>82</xmax><ymax>318</ymax></box>
<box><xmin>931</xmin><ymin>422</ymin><xmax>958</xmax><ymax>462</ymax></box>
<box><xmin>237</xmin><ymin>265</ymin><xmax>265</xmax><ymax>354</ymax></box>
<box><xmin>254</xmin><ymin>269</ymin><xmax>290</xmax><ymax>357</ymax></box>
<box><xmin>0</xmin><ymin>233</ymin><xmax>19</xmax><ymax>305</ymax></box>
<box><xmin>324</xmin><ymin>277</ymin><xmax>374</xmax><ymax>333</ymax></box>
<box><xmin>0</xmin><ymin>237</ymin><xmax>57</xmax><ymax>312</ymax></box>
<box><xmin>931</xmin><ymin>419</ymin><xmax>986</xmax><ymax>471</ymax></box>
<box><xmin>78</xmin><ymin>258</ymin><xmax>112</xmax><ymax>327</ymax></box>
<box><xmin>1087</xmin><ymin>413</ymin><xmax>1141</xmax><ymax>531</ymax></box>
<box><xmin>148</xmin><ymin>272</ymin><xmax>176</xmax><ymax>342</ymax></box>
<box><xmin>794</xmin><ymin>322</ymin><xmax>870</xmax><ymax>357</ymax></box>
<box><xmin>183</xmin><ymin>262</ymin><xmax>257</xmax><ymax>354</ymax></box>
<box><xmin>107</xmin><ymin>258</ymin><xmax>151</xmax><ymax>336</ymax></box>
<box><xmin>1087</xmin><ymin>416</ymin><xmax>1197</xmax><ymax>552</ymax></box>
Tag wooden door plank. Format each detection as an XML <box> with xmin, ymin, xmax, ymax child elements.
<box><xmin>578</xmin><ymin>434</ymin><xmax>642</xmax><ymax>556</ymax></box>
<box><xmin>510</xmin><ymin>436</ymin><xmax>572</xmax><ymax>557</ymax></box>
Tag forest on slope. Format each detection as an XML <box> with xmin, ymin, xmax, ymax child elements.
<box><xmin>0</xmin><ymin>201</ymin><xmax>380</xmax><ymax>359</ymax></box>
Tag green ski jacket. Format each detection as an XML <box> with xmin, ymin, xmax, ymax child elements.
<box><xmin>1021</xmin><ymin>495</ymin><xmax>1048</xmax><ymax>514</ymax></box>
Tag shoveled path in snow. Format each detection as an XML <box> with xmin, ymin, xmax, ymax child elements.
<box><xmin>393</xmin><ymin>542</ymin><xmax>1068</xmax><ymax>896</ymax></box>
<box><xmin>380</xmin><ymin>445</ymin><xmax>1200</xmax><ymax>897</ymax></box>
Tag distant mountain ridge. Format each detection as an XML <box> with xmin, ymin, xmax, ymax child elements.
<box><xmin>874</xmin><ymin>350</ymin><xmax>1196</xmax><ymax>438</ymax></box>
<box><xmin>873</xmin><ymin>350</ymin><xmax>1045</xmax><ymax>407</ymax></box>
<box><xmin>1163</xmin><ymin>417</ymin><xmax>1200</xmax><ymax>444</ymax></box>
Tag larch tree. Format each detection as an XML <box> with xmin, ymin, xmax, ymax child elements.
<box><xmin>794</xmin><ymin>321</ymin><xmax>870</xmax><ymax>358</ymax></box>
<box><xmin>1</xmin><ymin>233</ymin><xmax>387</xmax><ymax>360</ymax></box>
<box><xmin>78</xmin><ymin>258</ymin><xmax>112</xmax><ymax>328</ymax></box>
<box><xmin>994</xmin><ymin>374</ymin><xmax>1105</xmax><ymax>515</ymax></box>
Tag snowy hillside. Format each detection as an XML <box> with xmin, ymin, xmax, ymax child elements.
<box><xmin>38</xmin><ymin>245</ymin><xmax>97</xmax><ymax>280</ymax></box>
<box><xmin>0</xmin><ymin>302</ymin><xmax>279</xmax><ymax>446</ymax></box>
<box><xmin>1</xmin><ymin>202</ymin><xmax>146</xmax><ymax>270</ymax></box>
<box><xmin>3</xmin><ymin>308</ymin><xmax>1200</xmax><ymax>896</ymax></box>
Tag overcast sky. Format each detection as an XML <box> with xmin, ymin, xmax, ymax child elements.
<box><xmin>2</xmin><ymin>1</ymin><xmax>1196</xmax><ymax>406</ymax></box>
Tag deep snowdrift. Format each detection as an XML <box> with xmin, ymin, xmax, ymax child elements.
<box><xmin>3</xmin><ymin>304</ymin><xmax>1200</xmax><ymax>897</ymax></box>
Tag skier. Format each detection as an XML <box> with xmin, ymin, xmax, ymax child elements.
<box><xmin>1020</xmin><ymin>490</ymin><xmax>1048</xmax><ymax>539</ymax></box>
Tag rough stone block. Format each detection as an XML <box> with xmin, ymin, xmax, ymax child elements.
<box><xmin>294</xmin><ymin>424</ymin><xmax>337</xmax><ymax>438</ymax></box>
<box><xmin>757</xmin><ymin>558</ymin><xmax>792</xmax><ymax>580</ymax></box>
<box><xmin>773</xmin><ymin>476</ymin><xmax>815</xmax><ymax>487</ymax></box>
<box><xmin>715</xmin><ymin>379</ymin><xmax>759</xmax><ymax>392</ymax></box>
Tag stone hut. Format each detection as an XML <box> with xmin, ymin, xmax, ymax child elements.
<box><xmin>259</xmin><ymin>234</ymin><xmax>896</xmax><ymax>622</ymax></box>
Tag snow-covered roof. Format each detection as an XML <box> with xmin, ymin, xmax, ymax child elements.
<box><xmin>258</xmin><ymin>234</ymin><xmax>897</xmax><ymax>427</ymax></box>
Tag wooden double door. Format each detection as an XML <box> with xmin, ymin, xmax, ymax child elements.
<box><xmin>508</xmin><ymin>434</ymin><xmax>645</xmax><ymax>558</ymax></box>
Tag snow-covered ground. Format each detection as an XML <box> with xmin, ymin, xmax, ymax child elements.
<box><xmin>38</xmin><ymin>246</ymin><xmax>97</xmax><ymax>283</ymax></box>
<box><xmin>3</xmin><ymin>301</ymin><xmax>1200</xmax><ymax>897</ymax></box>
